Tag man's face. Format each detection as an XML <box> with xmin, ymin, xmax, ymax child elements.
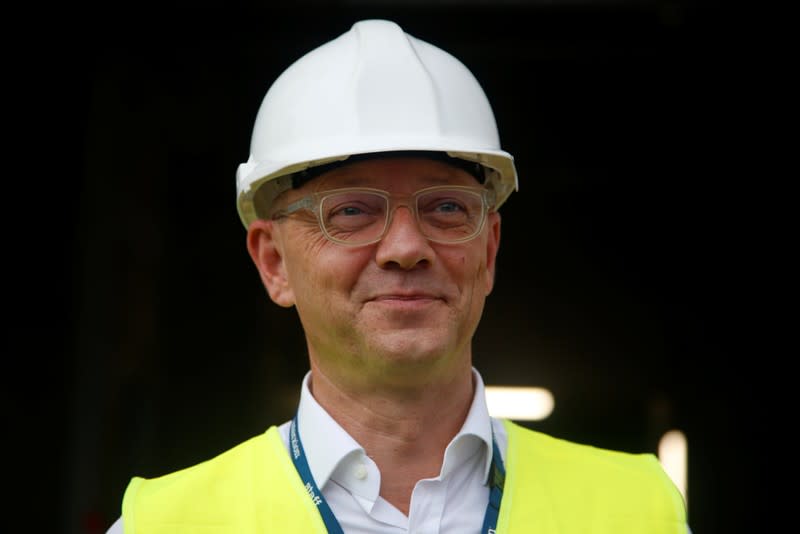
<box><xmin>248</xmin><ymin>157</ymin><xmax>501</xmax><ymax>391</ymax></box>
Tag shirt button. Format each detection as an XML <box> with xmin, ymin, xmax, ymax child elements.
<box><xmin>354</xmin><ymin>463</ymin><xmax>368</xmax><ymax>480</ymax></box>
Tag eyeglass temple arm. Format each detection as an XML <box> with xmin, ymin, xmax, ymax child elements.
<box><xmin>270</xmin><ymin>196</ymin><xmax>315</xmax><ymax>220</ymax></box>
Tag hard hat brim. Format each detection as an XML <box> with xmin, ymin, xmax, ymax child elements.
<box><xmin>236</xmin><ymin>146</ymin><xmax>517</xmax><ymax>229</ymax></box>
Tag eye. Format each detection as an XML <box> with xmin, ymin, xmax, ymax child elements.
<box><xmin>432</xmin><ymin>200</ymin><xmax>466</xmax><ymax>213</ymax></box>
<box><xmin>325</xmin><ymin>197</ymin><xmax>382</xmax><ymax>219</ymax></box>
<box><xmin>419</xmin><ymin>191</ymin><xmax>475</xmax><ymax>218</ymax></box>
<box><xmin>336</xmin><ymin>205</ymin><xmax>370</xmax><ymax>217</ymax></box>
<box><xmin>321</xmin><ymin>191</ymin><xmax>386</xmax><ymax>231</ymax></box>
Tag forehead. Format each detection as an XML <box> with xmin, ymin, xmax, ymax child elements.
<box><xmin>304</xmin><ymin>157</ymin><xmax>481</xmax><ymax>193</ymax></box>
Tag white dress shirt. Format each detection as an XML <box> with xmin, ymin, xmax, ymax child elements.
<box><xmin>106</xmin><ymin>368</ymin><xmax>508</xmax><ymax>534</ymax></box>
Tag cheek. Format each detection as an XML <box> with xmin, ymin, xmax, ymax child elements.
<box><xmin>441</xmin><ymin>247</ymin><xmax>486</xmax><ymax>290</ymax></box>
<box><xmin>282</xmin><ymin>228</ymin><xmax>327</xmax><ymax>289</ymax></box>
<box><xmin>462</xmin><ymin>245</ymin><xmax>493</xmax><ymax>297</ymax></box>
<box><xmin>286</xmin><ymin>230</ymin><xmax>369</xmax><ymax>298</ymax></box>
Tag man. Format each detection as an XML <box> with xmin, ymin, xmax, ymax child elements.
<box><xmin>108</xmin><ymin>19</ymin><xmax>688</xmax><ymax>533</ymax></box>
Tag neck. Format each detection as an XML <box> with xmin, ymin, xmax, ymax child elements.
<box><xmin>308</xmin><ymin>365</ymin><xmax>475</xmax><ymax>515</ymax></box>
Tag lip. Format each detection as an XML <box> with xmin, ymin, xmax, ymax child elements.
<box><xmin>366</xmin><ymin>292</ymin><xmax>445</xmax><ymax>310</ymax></box>
<box><xmin>367</xmin><ymin>295</ymin><xmax>442</xmax><ymax>315</ymax></box>
<box><xmin>369</xmin><ymin>291</ymin><xmax>441</xmax><ymax>302</ymax></box>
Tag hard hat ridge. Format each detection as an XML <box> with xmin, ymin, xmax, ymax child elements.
<box><xmin>352</xmin><ymin>20</ymin><xmax>443</xmax><ymax>138</ymax></box>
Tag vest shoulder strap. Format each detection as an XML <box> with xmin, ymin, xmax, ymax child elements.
<box><xmin>122</xmin><ymin>426</ymin><xmax>326</xmax><ymax>534</ymax></box>
<box><xmin>497</xmin><ymin>420</ymin><xmax>687</xmax><ymax>533</ymax></box>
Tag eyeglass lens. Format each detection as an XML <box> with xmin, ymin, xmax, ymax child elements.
<box><xmin>319</xmin><ymin>188</ymin><xmax>485</xmax><ymax>244</ymax></box>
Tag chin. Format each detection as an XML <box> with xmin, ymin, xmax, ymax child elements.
<box><xmin>367</xmin><ymin>330</ymin><xmax>454</xmax><ymax>365</ymax></box>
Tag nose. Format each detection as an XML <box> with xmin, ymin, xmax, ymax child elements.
<box><xmin>375</xmin><ymin>205</ymin><xmax>434</xmax><ymax>270</ymax></box>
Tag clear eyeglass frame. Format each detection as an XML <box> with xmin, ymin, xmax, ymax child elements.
<box><xmin>269</xmin><ymin>185</ymin><xmax>496</xmax><ymax>246</ymax></box>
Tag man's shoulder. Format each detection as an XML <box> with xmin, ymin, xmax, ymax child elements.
<box><xmin>134</xmin><ymin>426</ymin><xmax>284</xmax><ymax>488</ymax></box>
<box><xmin>503</xmin><ymin>420</ymin><xmax>665</xmax><ymax>476</ymax></box>
<box><xmin>120</xmin><ymin>425</ymin><xmax>327</xmax><ymax>532</ymax></box>
<box><xmin>123</xmin><ymin>426</ymin><xmax>290</xmax><ymax>514</ymax></box>
<box><xmin>500</xmin><ymin>421</ymin><xmax>687</xmax><ymax>531</ymax></box>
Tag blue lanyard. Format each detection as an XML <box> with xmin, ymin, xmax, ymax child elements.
<box><xmin>481</xmin><ymin>435</ymin><xmax>506</xmax><ymax>534</ymax></box>
<box><xmin>289</xmin><ymin>414</ymin><xmax>506</xmax><ymax>534</ymax></box>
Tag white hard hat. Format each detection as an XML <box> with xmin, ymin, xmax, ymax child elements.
<box><xmin>236</xmin><ymin>19</ymin><xmax>518</xmax><ymax>228</ymax></box>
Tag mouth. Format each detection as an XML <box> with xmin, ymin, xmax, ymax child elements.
<box><xmin>368</xmin><ymin>292</ymin><xmax>444</xmax><ymax>309</ymax></box>
<box><xmin>370</xmin><ymin>290</ymin><xmax>441</xmax><ymax>301</ymax></box>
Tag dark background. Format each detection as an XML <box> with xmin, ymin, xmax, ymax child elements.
<box><xmin>9</xmin><ymin>1</ymin><xmax>768</xmax><ymax>532</ymax></box>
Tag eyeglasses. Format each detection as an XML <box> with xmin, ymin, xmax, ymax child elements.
<box><xmin>270</xmin><ymin>185</ymin><xmax>496</xmax><ymax>246</ymax></box>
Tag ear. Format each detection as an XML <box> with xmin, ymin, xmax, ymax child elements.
<box><xmin>246</xmin><ymin>219</ymin><xmax>296</xmax><ymax>307</ymax></box>
<box><xmin>483</xmin><ymin>211</ymin><xmax>501</xmax><ymax>295</ymax></box>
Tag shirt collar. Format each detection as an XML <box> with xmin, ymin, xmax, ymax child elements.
<box><xmin>442</xmin><ymin>368</ymin><xmax>495</xmax><ymax>484</ymax></box>
<box><xmin>296</xmin><ymin>372</ymin><xmax>365</xmax><ymax>490</ymax></box>
<box><xmin>296</xmin><ymin>368</ymin><xmax>495</xmax><ymax>490</ymax></box>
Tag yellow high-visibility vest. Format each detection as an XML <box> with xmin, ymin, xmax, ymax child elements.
<box><xmin>122</xmin><ymin>420</ymin><xmax>687</xmax><ymax>533</ymax></box>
